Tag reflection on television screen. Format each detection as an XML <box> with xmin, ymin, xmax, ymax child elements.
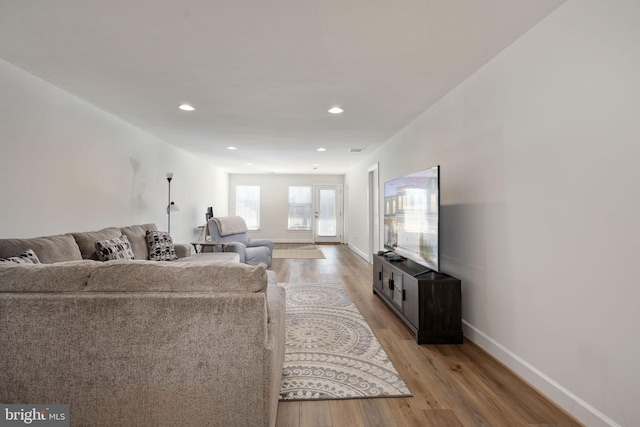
<box><xmin>383</xmin><ymin>165</ymin><xmax>439</xmax><ymax>272</ymax></box>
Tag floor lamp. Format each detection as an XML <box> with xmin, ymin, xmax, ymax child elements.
<box><xmin>166</xmin><ymin>172</ymin><xmax>180</xmax><ymax>233</ymax></box>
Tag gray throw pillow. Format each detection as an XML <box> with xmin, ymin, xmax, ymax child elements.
<box><xmin>0</xmin><ymin>249</ymin><xmax>41</xmax><ymax>264</ymax></box>
<box><xmin>95</xmin><ymin>235</ymin><xmax>135</xmax><ymax>261</ymax></box>
<box><xmin>146</xmin><ymin>230</ymin><xmax>177</xmax><ymax>261</ymax></box>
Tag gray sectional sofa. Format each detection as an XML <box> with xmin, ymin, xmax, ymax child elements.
<box><xmin>0</xmin><ymin>224</ymin><xmax>285</xmax><ymax>427</ymax></box>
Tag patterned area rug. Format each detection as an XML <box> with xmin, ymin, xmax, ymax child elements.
<box><xmin>272</xmin><ymin>249</ymin><xmax>325</xmax><ymax>259</ymax></box>
<box><xmin>279</xmin><ymin>282</ymin><xmax>412</xmax><ymax>401</ymax></box>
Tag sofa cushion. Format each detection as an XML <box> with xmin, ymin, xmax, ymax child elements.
<box><xmin>0</xmin><ymin>249</ymin><xmax>41</xmax><ymax>265</ymax></box>
<box><xmin>86</xmin><ymin>260</ymin><xmax>268</xmax><ymax>293</ymax></box>
<box><xmin>174</xmin><ymin>243</ymin><xmax>192</xmax><ymax>259</ymax></box>
<box><xmin>0</xmin><ymin>260</ymin><xmax>100</xmax><ymax>292</ymax></box>
<box><xmin>95</xmin><ymin>236</ymin><xmax>135</xmax><ymax>261</ymax></box>
<box><xmin>119</xmin><ymin>224</ymin><xmax>157</xmax><ymax>260</ymax></box>
<box><xmin>172</xmin><ymin>252</ymin><xmax>240</xmax><ymax>263</ymax></box>
<box><xmin>146</xmin><ymin>230</ymin><xmax>177</xmax><ymax>261</ymax></box>
<box><xmin>0</xmin><ymin>234</ymin><xmax>82</xmax><ymax>264</ymax></box>
<box><xmin>70</xmin><ymin>227</ymin><xmax>122</xmax><ymax>260</ymax></box>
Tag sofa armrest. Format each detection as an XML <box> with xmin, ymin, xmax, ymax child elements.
<box><xmin>174</xmin><ymin>243</ymin><xmax>192</xmax><ymax>258</ymax></box>
<box><xmin>223</xmin><ymin>242</ymin><xmax>247</xmax><ymax>263</ymax></box>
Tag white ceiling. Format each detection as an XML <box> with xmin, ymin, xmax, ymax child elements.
<box><xmin>0</xmin><ymin>0</ymin><xmax>565</xmax><ymax>174</ymax></box>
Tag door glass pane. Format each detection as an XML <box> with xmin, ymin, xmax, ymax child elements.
<box><xmin>318</xmin><ymin>188</ymin><xmax>336</xmax><ymax>236</ymax></box>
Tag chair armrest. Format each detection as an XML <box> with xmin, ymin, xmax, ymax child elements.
<box><xmin>247</xmin><ymin>239</ymin><xmax>274</xmax><ymax>254</ymax></box>
<box><xmin>223</xmin><ymin>242</ymin><xmax>247</xmax><ymax>263</ymax></box>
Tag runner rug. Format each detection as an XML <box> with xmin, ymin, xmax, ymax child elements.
<box><xmin>272</xmin><ymin>249</ymin><xmax>325</xmax><ymax>259</ymax></box>
<box><xmin>279</xmin><ymin>282</ymin><xmax>412</xmax><ymax>401</ymax></box>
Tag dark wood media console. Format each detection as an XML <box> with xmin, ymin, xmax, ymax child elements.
<box><xmin>373</xmin><ymin>254</ymin><xmax>462</xmax><ymax>344</ymax></box>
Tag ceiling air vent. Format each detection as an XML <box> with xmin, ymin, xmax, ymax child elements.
<box><xmin>348</xmin><ymin>148</ymin><xmax>364</xmax><ymax>153</ymax></box>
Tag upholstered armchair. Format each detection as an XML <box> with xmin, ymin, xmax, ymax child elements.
<box><xmin>207</xmin><ymin>216</ymin><xmax>273</xmax><ymax>268</ymax></box>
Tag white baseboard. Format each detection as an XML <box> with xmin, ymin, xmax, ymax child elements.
<box><xmin>348</xmin><ymin>243</ymin><xmax>370</xmax><ymax>263</ymax></box>
<box><xmin>462</xmin><ymin>321</ymin><xmax>620</xmax><ymax>427</ymax></box>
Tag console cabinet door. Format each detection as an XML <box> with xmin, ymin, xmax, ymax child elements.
<box><xmin>381</xmin><ymin>267</ymin><xmax>393</xmax><ymax>299</ymax></box>
<box><xmin>403</xmin><ymin>277</ymin><xmax>419</xmax><ymax>328</ymax></box>
<box><xmin>391</xmin><ymin>272</ymin><xmax>403</xmax><ymax>310</ymax></box>
<box><xmin>373</xmin><ymin>257</ymin><xmax>383</xmax><ymax>293</ymax></box>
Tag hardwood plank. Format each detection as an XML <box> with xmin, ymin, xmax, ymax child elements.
<box><xmin>421</xmin><ymin>409</ymin><xmax>464</xmax><ymax>427</ymax></box>
<box><xmin>358</xmin><ymin>398</ymin><xmax>397</xmax><ymax>427</ymax></box>
<box><xmin>299</xmin><ymin>400</ymin><xmax>332</xmax><ymax>427</ymax></box>
<box><xmin>386</xmin><ymin>397</ymin><xmax>438</xmax><ymax>427</ymax></box>
<box><xmin>328</xmin><ymin>399</ymin><xmax>367</xmax><ymax>427</ymax></box>
<box><xmin>276</xmin><ymin>402</ymin><xmax>301</xmax><ymax>427</ymax></box>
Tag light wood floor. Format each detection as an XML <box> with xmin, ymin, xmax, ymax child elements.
<box><xmin>272</xmin><ymin>244</ymin><xmax>582</xmax><ymax>427</ymax></box>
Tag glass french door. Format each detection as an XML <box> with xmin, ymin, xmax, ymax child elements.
<box><xmin>314</xmin><ymin>185</ymin><xmax>343</xmax><ymax>243</ymax></box>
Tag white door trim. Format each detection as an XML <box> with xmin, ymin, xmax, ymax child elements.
<box><xmin>368</xmin><ymin>163</ymin><xmax>380</xmax><ymax>262</ymax></box>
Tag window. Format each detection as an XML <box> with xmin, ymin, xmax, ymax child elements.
<box><xmin>235</xmin><ymin>185</ymin><xmax>260</xmax><ymax>230</ymax></box>
<box><xmin>288</xmin><ymin>186</ymin><xmax>312</xmax><ymax>230</ymax></box>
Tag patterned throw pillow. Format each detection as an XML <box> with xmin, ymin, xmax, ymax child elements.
<box><xmin>146</xmin><ymin>230</ymin><xmax>177</xmax><ymax>261</ymax></box>
<box><xmin>95</xmin><ymin>235</ymin><xmax>135</xmax><ymax>261</ymax></box>
<box><xmin>0</xmin><ymin>249</ymin><xmax>41</xmax><ymax>264</ymax></box>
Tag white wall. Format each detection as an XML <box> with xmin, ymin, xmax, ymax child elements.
<box><xmin>229</xmin><ymin>174</ymin><xmax>344</xmax><ymax>242</ymax></box>
<box><xmin>346</xmin><ymin>1</ymin><xmax>639</xmax><ymax>426</ymax></box>
<box><xmin>0</xmin><ymin>58</ymin><xmax>229</xmax><ymax>244</ymax></box>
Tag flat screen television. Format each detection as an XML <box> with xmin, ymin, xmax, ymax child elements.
<box><xmin>383</xmin><ymin>165</ymin><xmax>440</xmax><ymax>272</ymax></box>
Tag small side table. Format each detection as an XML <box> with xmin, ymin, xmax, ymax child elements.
<box><xmin>191</xmin><ymin>241</ymin><xmax>230</xmax><ymax>254</ymax></box>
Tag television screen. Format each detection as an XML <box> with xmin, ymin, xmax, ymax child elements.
<box><xmin>383</xmin><ymin>165</ymin><xmax>439</xmax><ymax>272</ymax></box>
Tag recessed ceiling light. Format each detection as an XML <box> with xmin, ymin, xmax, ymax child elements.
<box><xmin>178</xmin><ymin>103</ymin><xmax>195</xmax><ymax>111</ymax></box>
<box><xmin>317</xmin><ymin>147</ymin><xmax>326</xmax><ymax>152</ymax></box>
<box><xmin>246</xmin><ymin>162</ymin><xmax>253</xmax><ymax>166</ymax></box>
<box><xmin>348</xmin><ymin>148</ymin><xmax>364</xmax><ymax>153</ymax></box>
<box><xmin>328</xmin><ymin>106</ymin><xmax>344</xmax><ymax>114</ymax></box>
<box><xmin>227</xmin><ymin>146</ymin><xmax>237</xmax><ymax>150</ymax></box>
